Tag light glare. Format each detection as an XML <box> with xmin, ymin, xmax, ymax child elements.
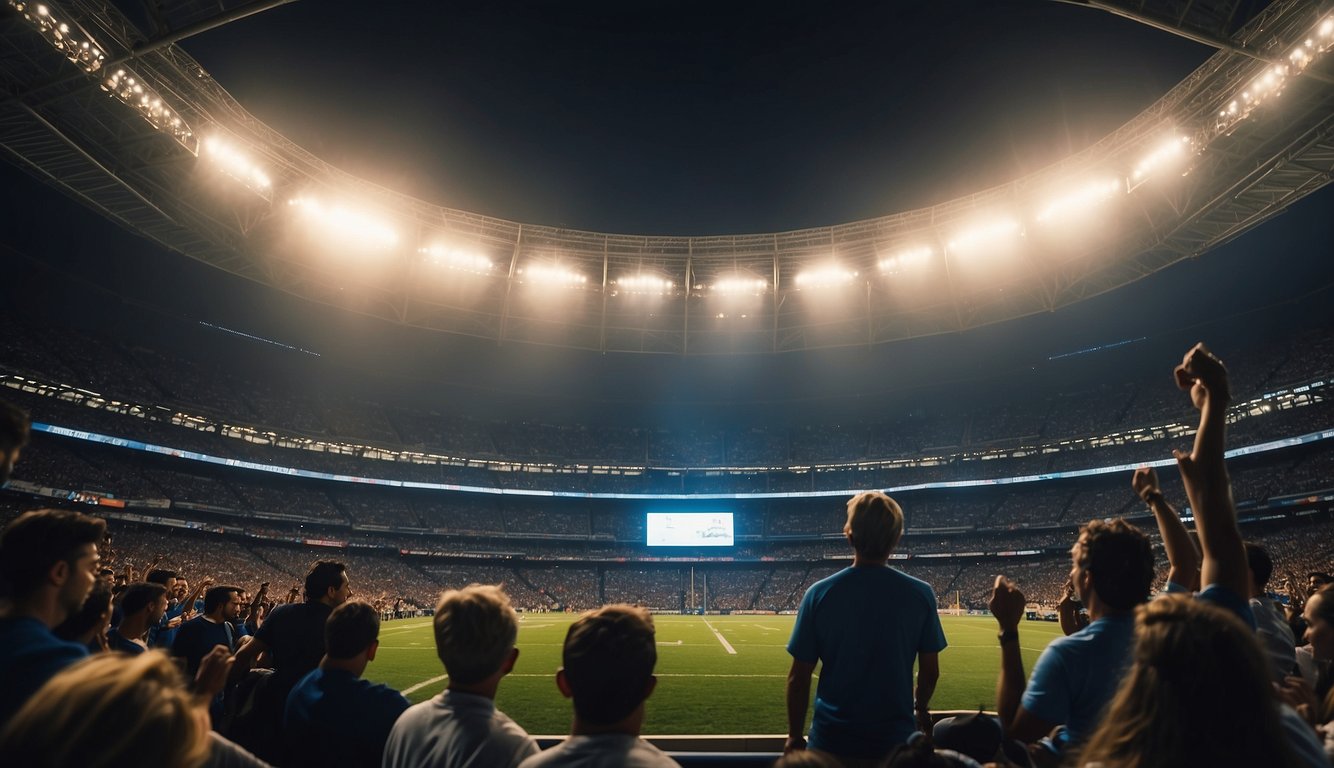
<box><xmin>615</xmin><ymin>274</ymin><xmax>674</xmax><ymax>294</ymax></box>
<box><xmin>419</xmin><ymin>246</ymin><xmax>492</xmax><ymax>275</ymax></box>
<box><xmin>1035</xmin><ymin>179</ymin><xmax>1122</xmax><ymax>223</ymax></box>
<box><xmin>521</xmin><ymin>263</ymin><xmax>587</xmax><ymax>287</ymax></box>
<box><xmin>794</xmin><ymin>263</ymin><xmax>858</xmax><ymax>288</ymax></box>
<box><xmin>879</xmin><ymin>246</ymin><xmax>933</xmax><ymax>274</ymax></box>
<box><xmin>947</xmin><ymin>218</ymin><xmax>1021</xmax><ymax>252</ymax></box>
<box><xmin>288</xmin><ymin>197</ymin><xmax>399</xmax><ymax>249</ymax></box>
<box><xmin>202</xmin><ymin>136</ymin><xmax>272</xmax><ymax>196</ymax></box>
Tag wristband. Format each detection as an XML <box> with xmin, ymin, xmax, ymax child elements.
<box><xmin>998</xmin><ymin>629</ymin><xmax>1019</xmax><ymax>644</ymax></box>
<box><xmin>1142</xmin><ymin>490</ymin><xmax>1164</xmax><ymax>506</ymax></box>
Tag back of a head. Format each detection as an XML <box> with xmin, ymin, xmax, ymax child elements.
<box><xmin>325</xmin><ymin>600</ymin><xmax>380</xmax><ymax>660</ymax></box>
<box><xmin>1079</xmin><ymin>596</ymin><xmax>1297</xmax><ymax>768</ymax></box>
<box><xmin>1078</xmin><ymin>518</ymin><xmax>1154</xmax><ymax>611</ymax></box>
<box><xmin>121</xmin><ymin>582</ymin><xmax>168</xmax><ymax>617</ymax></box>
<box><xmin>563</xmin><ymin>604</ymin><xmax>656</xmax><ymax>725</ymax></box>
<box><xmin>1244</xmin><ymin>542</ymin><xmax>1274</xmax><ymax>591</ymax></box>
<box><xmin>0</xmin><ymin>400</ymin><xmax>28</xmax><ymax>452</ymax></box>
<box><xmin>304</xmin><ymin>561</ymin><xmax>346</xmax><ymax>602</ymax></box>
<box><xmin>145</xmin><ymin>569</ymin><xmax>177</xmax><ymax>587</ymax></box>
<box><xmin>433</xmin><ymin>584</ymin><xmax>518</xmax><ymax>684</ymax></box>
<box><xmin>844</xmin><ymin>491</ymin><xmax>904</xmax><ymax>561</ymax></box>
<box><xmin>0</xmin><ymin>652</ymin><xmax>210</xmax><ymax>768</ymax></box>
<box><xmin>0</xmin><ymin>509</ymin><xmax>106</xmax><ymax>601</ymax></box>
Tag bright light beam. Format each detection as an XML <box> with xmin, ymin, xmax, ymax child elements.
<box><xmin>419</xmin><ymin>245</ymin><xmax>492</xmax><ymax>275</ymax></box>
<box><xmin>1035</xmin><ymin>179</ymin><xmax>1122</xmax><ymax>224</ymax></box>
<box><xmin>520</xmin><ymin>262</ymin><xmax>587</xmax><ymax>287</ymax></box>
<box><xmin>711</xmin><ymin>277</ymin><xmax>768</xmax><ymax>295</ymax></box>
<box><xmin>1130</xmin><ymin>135</ymin><xmax>1192</xmax><ymax>184</ymax></box>
<box><xmin>615</xmin><ymin>274</ymin><xmax>674</xmax><ymax>295</ymax></box>
<box><xmin>946</xmin><ymin>218</ymin><xmax>1021</xmax><ymax>253</ymax></box>
<box><xmin>878</xmin><ymin>246</ymin><xmax>933</xmax><ymax>274</ymax></box>
<box><xmin>202</xmin><ymin>136</ymin><xmax>272</xmax><ymax>198</ymax></box>
<box><xmin>794</xmin><ymin>263</ymin><xmax>858</xmax><ymax>288</ymax></box>
<box><xmin>287</xmin><ymin>197</ymin><xmax>398</xmax><ymax>249</ymax></box>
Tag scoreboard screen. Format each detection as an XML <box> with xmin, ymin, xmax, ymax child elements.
<box><xmin>645</xmin><ymin>512</ymin><xmax>734</xmax><ymax>547</ymax></box>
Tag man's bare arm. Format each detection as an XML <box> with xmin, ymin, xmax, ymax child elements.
<box><xmin>915</xmin><ymin>652</ymin><xmax>940</xmax><ymax>735</ymax></box>
<box><xmin>785</xmin><ymin>659</ymin><xmax>816</xmax><ymax>753</ymax></box>
<box><xmin>1172</xmin><ymin>344</ymin><xmax>1247</xmax><ymax>598</ymax></box>
<box><xmin>1133</xmin><ymin>467</ymin><xmax>1199</xmax><ymax>590</ymax></box>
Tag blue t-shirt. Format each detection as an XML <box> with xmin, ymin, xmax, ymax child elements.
<box><xmin>256</xmin><ymin>602</ymin><xmax>332</xmax><ymax>685</ymax></box>
<box><xmin>106</xmin><ymin>628</ymin><xmax>146</xmax><ymax>655</ymax></box>
<box><xmin>1021</xmin><ymin>612</ymin><xmax>1134</xmax><ymax>744</ymax></box>
<box><xmin>788</xmin><ymin>565</ymin><xmax>948</xmax><ymax>758</ymax></box>
<box><xmin>284</xmin><ymin>667</ymin><xmax>410</xmax><ymax>768</ymax></box>
<box><xmin>0</xmin><ymin>616</ymin><xmax>89</xmax><ymax>729</ymax></box>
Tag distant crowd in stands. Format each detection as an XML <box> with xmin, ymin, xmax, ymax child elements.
<box><xmin>4</xmin><ymin>343</ymin><xmax>1334</xmax><ymax>767</ymax></box>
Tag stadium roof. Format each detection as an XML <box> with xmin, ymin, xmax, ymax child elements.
<box><xmin>0</xmin><ymin>0</ymin><xmax>1330</xmax><ymax>355</ymax></box>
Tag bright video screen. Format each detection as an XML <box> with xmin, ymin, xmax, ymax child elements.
<box><xmin>646</xmin><ymin>512</ymin><xmax>734</xmax><ymax>547</ymax></box>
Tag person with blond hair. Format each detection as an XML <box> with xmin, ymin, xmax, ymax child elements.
<box><xmin>1078</xmin><ymin>596</ymin><xmax>1302</xmax><ymax>768</ymax></box>
<box><xmin>0</xmin><ymin>651</ymin><xmax>212</xmax><ymax>768</ymax></box>
<box><xmin>784</xmin><ymin>491</ymin><xmax>946</xmax><ymax>767</ymax></box>
<box><xmin>382</xmin><ymin>584</ymin><xmax>538</xmax><ymax>768</ymax></box>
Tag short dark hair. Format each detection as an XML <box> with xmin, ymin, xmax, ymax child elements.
<box><xmin>144</xmin><ymin>569</ymin><xmax>177</xmax><ymax>587</ymax></box>
<box><xmin>562</xmin><ymin>604</ymin><xmax>656</xmax><ymax>725</ymax></box>
<box><xmin>54</xmin><ymin>580</ymin><xmax>113</xmax><ymax>641</ymax></box>
<box><xmin>0</xmin><ymin>401</ymin><xmax>29</xmax><ymax>452</ymax></box>
<box><xmin>304</xmin><ymin>561</ymin><xmax>346</xmax><ymax>601</ymax></box>
<box><xmin>203</xmin><ymin>585</ymin><xmax>243</xmax><ymax>614</ymax></box>
<box><xmin>1078</xmin><ymin>518</ymin><xmax>1155</xmax><ymax>611</ymax></box>
<box><xmin>0</xmin><ymin>509</ymin><xmax>106</xmax><ymax>599</ymax></box>
<box><xmin>324</xmin><ymin>600</ymin><xmax>379</xmax><ymax>660</ymax></box>
<box><xmin>120</xmin><ymin>582</ymin><xmax>168</xmax><ymax>616</ymax></box>
<box><xmin>1244</xmin><ymin>542</ymin><xmax>1274</xmax><ymax>590</ymax></box>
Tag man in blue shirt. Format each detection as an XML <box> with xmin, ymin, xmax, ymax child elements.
<box><xmin>785</xmin><ymin>491</ymin><xmax>947</xmax><ymax>767</ymax></box>
<box><xmin>173</xmin><ymin>585</ymin><xmax>244</xmax><ymax>677</ymax></box>
<box><xmin>990</xmin><ymin>518</ymin><xmax>1154</xmax><ymax>748</ymax></box>
<box><xmin>107</xmin><ymin>582</ymin><xmax>168</xmax><ymax>654</ymax></box>
<box><xmin>0</xmin><ymin>508</ymin><xmax>106</xmax><ymax>728</ymax></box>
<box><xmin>284</xmin><ymin>599</ymin><xmax>409</xmax><ymax>768</ymax></box>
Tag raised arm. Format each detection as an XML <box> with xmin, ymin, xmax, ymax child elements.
<box><xmin>990</xmin><ymin>576</ymin><xmax>1053</xmax><ymax>741</ymax></box>
<box><xmin>1132</xmin><ymin>467</ymin><xmax>1199</xmax><ymax>591</ymax></box>
<box><xmin>1172</xmin><ymin>343</ymin><xmax>1247</xmax><ymax>598</ymax></box>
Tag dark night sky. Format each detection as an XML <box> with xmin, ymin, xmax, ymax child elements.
<box><xmin>3</xmin><ymin>0</ymin><xmax>1332</xmax><ymax>426</ymax></box>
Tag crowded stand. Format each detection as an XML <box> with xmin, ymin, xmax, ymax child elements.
<box><xmin>4</xmin><ymin>327</ymin><xmax>1334</xmax><ymax>767</ymax></box>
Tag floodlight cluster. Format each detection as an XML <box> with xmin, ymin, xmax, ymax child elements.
<box><xmin>1130</xmin><ymin>135</ymin><xmax>1193</xmax><ymax>184</ymax></box>
<box><xmin>1215</xmin><ymin>14</ymin><xmax>1334</xmax><ymax>134</ymax></box>
<box><xmin>10</xmin><ymin>2</ymin><xmax>104</xmax><ymax>73</ymax></box>
<box><xmin>878</xmin><ymin>246</ymin><xmax>933</xmax><ymax>274</ymax></box>
<box><xmin>615</xmin><ymin>274</ymin><xmax>674</xmax><ymax>295</ymax></box>
<box><xmin>287</xmin><ymin>197</ymin><xmax>399</xmax><ymax>249</ymax></box>
<box><xmin>710</xmin><ymin>277</ymin><xmax>768</xmax><ymax>295</ymax></box>
<box><xmin>202</xmin><ymin>136</ymin><xmax>272</xmax><ymax>196</ymax></box>
<box><xmin>102</xmin><ymin>68</ymin><xmax>196</xmax><ymax>151</ymax></box>
<box><xmin>1036</xmin><ymin>179</ymin><xmax>1122</xmax><ymax>223</ymax></box>
<box><xmin>521</xmin><ymin>263</ymin><xmax>587</xmax><ymax>286</ymax></box>
<box><xmin>419</xmin><ymin>246</ymin><xmax>492</xmax><ymax>274</ymax></box>
<box><xmin>794</xmin><ymin>264</ymin><xmax>858</xmax><ymax>288</ymax></box>
<box><xmin>947</xmin><ymin>217</ymin><xmax>1022</xmax><ymax>252</ymax></box>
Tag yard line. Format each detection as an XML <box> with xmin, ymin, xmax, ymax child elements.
<box><xmin>751</xmin><ymin>624</ymin><xmax>781</xmax><ymax>631</ymax></box>
<box><xmin>657</xmin><ymin>640</ymin><xmax>683</xmax><ymax>646</ymax></box>
<box><xmin>701</xmin><ymin>617</ymin><xmax>737</xmax><ymax>655</ymax></box>
<box><xmin>518</xmin><ymin>623</ymin><xmax>553</xmax><ymax>630</ymax></box>
<box><xmin>401</xmin><ymin>674</ymin><xmax>448</xmax><ymax>696</ymax></box>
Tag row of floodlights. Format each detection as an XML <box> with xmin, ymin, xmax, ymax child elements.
<box><xmin>10</xmin><ymin>1</ymin><xmax>1334</xmax><ymax>290</ymax></box>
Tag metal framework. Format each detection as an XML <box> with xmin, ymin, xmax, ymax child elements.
<box><xmin>0</xmin><ymin>0</ymin><xmax>1331</xmax><ymax>354</ymax></box>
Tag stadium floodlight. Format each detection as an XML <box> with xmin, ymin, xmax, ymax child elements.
<box><xmin>614</xmin><ymin>274</ymin><xmax>674</xmax><ymax>295</ymax></box>
<box><xmin>419</xmin><ymin>245</ymin><xmax>492</xmax><ymax>275</ymax></box>
<box><xmin>519</xmin><ymin>262</ymin><xmax>587</xmax><ymax>287</ymax></box>
<box><xmin>202</xmin><ymin>136</ymin><xmax>272</xmax><ymax>198</ymax></box>
<box><xmin>101</xmin><ymin>68</ymin><xmax>197</xmax><ymax>153</ymax></box>
<box><xmin>946</xmin><ymin>217</ymin><xmax>1021</xmax><ymax>253</ymax></box>
<box><xmin>878</xmin><ymin>246</ymin><xmax>933</xmax><ymax>274</ymax></box>
<box><xmin>1130</xmin><ymin>135</ymin><xmax>1192</xmax><ymax>185</ymax></box>
<box><xmin>10</xmin><ymin>2</ymin><xmax>105</xmax><ymax>73</ymax></box>
<box><xmin>1035</xmin><ymin>179</ymin><xmax>1122</xmax><ymax>224</ymax></box>
<box><xmin>710</xmin><ymin>276</ymin><xmax>768</xmax><ymax>295</ymax></box>
<box><xmin>287</xmin><ymin>197</ymin><xmax>399</xmax><ymax>249</ymax></box>
<box><xmin>794</xmin><ymin>263</ymin><xmax>858</xmax><ymax>289</ymax></box>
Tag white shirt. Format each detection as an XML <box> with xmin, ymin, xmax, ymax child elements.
<box><xmin>382</xmin><ymin>689</ymin><xmax>538</xmax><ymax>768</ymax></box>
<box><xmin>518</xmin><ymin>734</ymin><xmax>679</xmax><ymax>768</ymax></box>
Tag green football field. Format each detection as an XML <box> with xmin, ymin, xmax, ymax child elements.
<box><xmin>365</xmin><ymin>614</ymin><xmax>1066</xmax><ymax>736</ymax></box>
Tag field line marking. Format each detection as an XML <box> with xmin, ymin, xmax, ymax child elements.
<box><xmin>519</xmin><ymin>624</ymin><xmax>553</xmax><ymax>629</ymax></box>
<box><xmin>752</xmin><ymin>624</ymin><xmax>781</xmax><ymax>631</ymax></box>
<box><xmin>401</xmin><ymin>674</ymin><xmax>447</xmax><ymax>696</ymax></box>
<box><xmin>701</xmin><ymin>617</ymin><xmax>738</xmax><ymax>655</ymax></box>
